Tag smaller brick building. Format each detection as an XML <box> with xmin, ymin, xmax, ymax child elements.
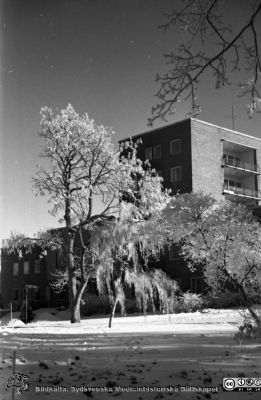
<box><xmin>1</xmin><ymin>243</ymin><xmax>68</xmax><ymax>311</ymax></box>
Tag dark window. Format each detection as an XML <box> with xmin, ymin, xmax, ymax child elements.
<box><xmin>33</xmin><ymin>287</ymin><xmax>40</xmax><ymax>301</ymax></box>
<box><xmin>145</xmin><ymin>147</ymin><xmax>153</xmax><ymax>161</ymax></box>
<box><xmin>169</xmin><ymin>244</ymin><xmax>179</xmax><ymax>261</ymax></box>
<box><xmin>34</xmin><ymin>259</ymin><xmax>41</xmax><ymax>274</ymax></box>
<box><xmin>23</xmin><ymin>261</ymin><xmax>30</xmax><ymax>275</ymax></box>
<box><xmin>225</xmin><ymin>179</ymin><xmax>242</xmax><ymax>189</ymax></box>
<box><xmin>171</xmin><ymin>166</ymin><xmax>182</xmax><ymax>182</ymax></box>
<box><xmin>191</xmin><ymin>277</ymin><xmax>204</xmax><ymax>293</ymax></box>
<box><xmin>154</xmin><ymin>144</ymin><xmax>162</xmax><ymax>159</ymax></box>
<box><xmin>170</xmin><ymin>139</ymin><xmax>181</xmax><ymax>155</ymax></box>
<box><xmin>13</xmin><ymin>263</ymin><xmax>19</xmax><ymax>276</ymax></box>
<box><xmin>227</xmin><ymin>155</ymin><xmax>234</xmax><ymax>164</ymax></box>
<box><xmin>13</xmin><ymin>289</ymin><xmax>19</xmax><ymax>301</ymax></box>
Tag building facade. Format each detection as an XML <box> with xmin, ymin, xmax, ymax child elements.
<box><xmin>121</xmin><ymin>118</ymin><xmax>261</xmax><ymax>291</ymax></box>
<box><xmin>0</xmin><ymin>245</ymin><xmax>68</xmax><ymax>311</ymax></box>
<box><xmin>124</xmin><ymin>118</ymin><xmax>261</xmax><ymax>206</ymax></box>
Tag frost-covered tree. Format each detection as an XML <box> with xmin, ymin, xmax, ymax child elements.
<box><xmin>150</xmin><ymin>0</ymin><xmax>261</xmax><ymax>124</ymax></box>
<box><xmin>27</xmin><ymin>104</ymin><xmax>171</xmax><ymax>324</ymax></box>
<box><xmin>91</xmin><ymin>204</ymin><xmax>178</xmax><ymax>328</ymax></box>
<box><xmin>161</xmin><ymin>192</ymin><xmax>261</xmax><ymax>327</ymax></box>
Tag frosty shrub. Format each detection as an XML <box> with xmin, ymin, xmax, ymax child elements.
<box><xmin>203</xmin><ymin>290</ymin><xmax>245</xmax><ymax>309</ymax></box>
<box><xmin>235</xmin><ymin>321</ymin><xmax>261</xmax><ymax>344</ymax></box>
<box><xmin>180</xmin><ymin>291</ymin><xmax>204</xmax><ymax>313</ymax></box>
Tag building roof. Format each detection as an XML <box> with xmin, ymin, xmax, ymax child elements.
<box><xmin>119</xmin><ymin>117</ymin><xmax>261</xmax><ymax>143</ymax></box>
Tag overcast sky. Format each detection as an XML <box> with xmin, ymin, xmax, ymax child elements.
<box><xmin>1</xmin><ymin>0</ymin><xmax>261</xmax><ymax>242</ymax></box>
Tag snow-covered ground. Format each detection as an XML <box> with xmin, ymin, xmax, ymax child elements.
<box><xmin>0</xmin><ymin>307</ymin><xmax>252</xmax><ymax>335</ymax></box>
<box><xmin>1</xmin><ymin>308</ymin><xmax>261</xmax><ymax>399</ymax></box>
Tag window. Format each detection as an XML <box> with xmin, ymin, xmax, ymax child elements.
<box><xmin>224</xmin><ymin>154</ymin><xmax>241</xmax><ymax>168</ymax></box>
<box><xmin>191</xmin><ymin>277</ymin><xmax>204</xmax><ymax>293</ymax></box>
<box><xmin>227</xmin><ymin>155</ymin><xmax>234</xmax><ymax>164</ymax></box>
<box><xmin>145</xmin><ymin>147</ymin><xmax>153</xmax><ymax>160</ymax></box>
<box><xmin>171</xmin><ymin>166</ymin><xmax>182</xmax><ymax>182</ymax></box>
<box><xmin>23</xmin><ymin>261</ymin><xmax>30</xmax><ymax>275</ymax></box>
<box><xmin>33</xmin><ymin>287</ymin><xmax>40</xmax><ymax>301</ymax></box>
<box><xmin>154</xmin><ymin>144</ymin><xmax>162</xmax><ymax>159</ymax></box>
<box><xmin>13</xmin><ymin>289</ymin><xmax>19</xmax><ymax>301</ymax></box>
<box><xmin>34</xmin><ymin>259</ymin><xmax>41</xmax><ymax>274</ymax></box>
<box><xmin>13</xmin><ymin>262</ymin><xmax>19</xmax><ymax>276</ymax></box>
<box><xmin>170</xmin><ymin>139</ymin><xmax>181</xmax><ymax>155</ymax></box>
<box><xmin>224</xmin><ymin>179</ymin><xmax>242</xmax><ymax>189</ymax></box>
<box><xmin>157</xmin><ymin>170</ymin><xmax>163</xmax><ymax>177</ymax></box>
<box><xmin>169</xmin><ymin>244</ymin><xmax>179</xmax><ymax>261</ymax></box>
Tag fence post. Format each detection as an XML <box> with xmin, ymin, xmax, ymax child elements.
<box><xmin>12</xmin><ymin>350</ymin><xmax>16</xmax><ymax>400</ymax></box>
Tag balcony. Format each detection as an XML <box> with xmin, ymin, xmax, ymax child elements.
<box><xmin>223</xmin><ymin>183</ymin><xmax>261</xmax><ymax>201</ymax></box>
<box><xmin>222</xmin><ymin>155</ymin><xmax>260</xmax><ymax>174</ymax></box>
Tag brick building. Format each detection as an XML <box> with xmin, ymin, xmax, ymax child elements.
<box><xmin>0</xmin><ymin>245</ymin><xmax>68</xmax><ymax>311</ymax></box>
<box><xmin>123</xmin><ymin>118</ymin><xmax>261</xmax><ymax>205</ymax></box>
<box><xmin>120</xmin><ymin>118</ymin><xmax>261</xmax><ymax>291</ymax></box>
<box><xmin>2</xmin><ymin>118</ymin><xmax>261</xmax><ymax>309</ymax></box>
<box><xmin>1</xmin><ymin>225</ymin><xmax>99</xmax><ymax>311</ymax></box>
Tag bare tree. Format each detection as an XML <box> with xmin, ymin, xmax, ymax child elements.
<box><xmin>149</xmin><ymin>0</ymin><xmax>261</xmax><ymax>124</ymax></box>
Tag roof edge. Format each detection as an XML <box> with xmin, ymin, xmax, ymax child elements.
<box><xmin>119</xmin><ymin>117</ymin><xmax>261</xmax><ymax>143</ymax></box>
<box><xmin>119</xmin><ymin>118</ymin><xmax>191</xmax><ymax>143</ymax></box>
<box><xmin>191</xmin><ymin>118</ymin><xmax>261</xmax><ymax>142</ymax></box>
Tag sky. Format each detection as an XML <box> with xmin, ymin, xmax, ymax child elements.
<box><xmin>1</xmin><ymin>0</ymin><xmax>261</xmax><ymax>243</ymax></box>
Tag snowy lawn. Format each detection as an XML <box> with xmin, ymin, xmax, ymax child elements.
<box><xmin>0</xmin><ymin>308</ymin><xmax>261</xmax><ymax>399</ymax></box>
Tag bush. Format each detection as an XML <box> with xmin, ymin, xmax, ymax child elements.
<box><xmin>81</xmin><ymin>294</ymin><xmax>111</xmax><ymax>316</ymax></box>
<box><xmin>20</xmin><ymin>302</ymin><xmax>35</xmax><ymax>323</ymax></box>
<box><xmin>125</xmin><ymin>298</ymin><xmax>138</xmax><ymax>314</ymax></box>
<box><xmin>234</xmin><ymin>321</ymin><xmax>261</xmax><ymax>343</ymax></box>
<box><xmin>179</xmin><ymin>291</ymin><xmax>204</xmax><ymax>313</ymax></box>
<box><xmin>203</xmin><ymin>290</ymin><xmax>245</xmax><ymax>309</ymax></box>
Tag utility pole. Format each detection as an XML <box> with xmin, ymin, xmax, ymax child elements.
<box><xmin>232</xmin><ymin>103</ymin><xmax>235</xmax><ymax>131</ymax></box>
<box><xmin>25</xmin><ymin>294</ymin><xmax>28</xmax><ymax>324</ymax></box>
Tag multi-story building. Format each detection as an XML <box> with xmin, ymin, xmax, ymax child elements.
<box><xmin>120</xmin><ymin>118</ymin><xmax>261</xmax><ymax>291</ymax></box>
<box><xmin>122</xmin><ymin>118</ymin><xmax>261</xmax><ymax>206</ymax></box>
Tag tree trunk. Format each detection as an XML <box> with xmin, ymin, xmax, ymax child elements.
<box><xmin>220</xmin><ymin>264</ymin><xmax>261</xmax><ymax>329</ymax></box>
<box><xmin>108</xmin><ymin>299</ymin><xmax>118</xmax><ymax>328</ymax></box>
<box><xmin>238</xmin><ymin>286</ymin><xmax>261</xmax><ymax>328</ymax></box>
<box><xmin>71</xmin><ymin>301</ymin><xmax>81</xmax><ymax>323</ymax></box>
<box><xmin>66</xmin><ymin>205</ymin><xmax>78</xmax><ymax>323</ymax></box>
<box><xmin>70</xmin><ymin>279</ymin><xmax>89</xmax><ymax>324</ymax></box>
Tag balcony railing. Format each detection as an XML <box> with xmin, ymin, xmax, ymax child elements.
<box><xmin>222</xmin><ymin>155</ymin><xmax>260</xmax><ymax>174</ymax></box>
<box><xmin>223</xmin><ymin>184</ymin><xmax>261</xmax><ymax>200</ymax></box>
